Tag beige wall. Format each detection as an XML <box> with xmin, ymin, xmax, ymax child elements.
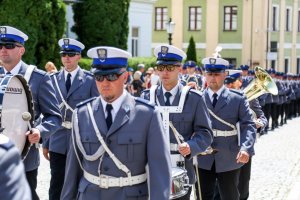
<box><xmin>171</xmin><ymin>0</ymin><xmax>184</xmax><ymax>48</ymax></box>
<box><xmin>206</xmin><ymin>0</ymin><xmax>219</xmax><ymax>56</ymax></box>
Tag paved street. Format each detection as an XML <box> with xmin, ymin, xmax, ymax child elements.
<box><xmin>36</xmin><ymin>117</ymin><xmax>300</xmax><ymax>200</ymax></box>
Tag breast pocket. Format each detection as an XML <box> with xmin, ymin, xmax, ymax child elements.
<box><xmin>118</xmin><ymin>134</ymin><xmax>143</xmax><ymax>162</ymax></box>
<box><xmin>80</xmin><ymin>134</ymin><xmax>100</xmax><ymax>155</ymax></box>
<box><xmin>171</xmin><ymin>114</ymin><xmax>193</xmax><ymax>135</ymax></box>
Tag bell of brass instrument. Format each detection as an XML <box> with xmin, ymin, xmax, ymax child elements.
<box><xmin>243</xmin><ymin>66</ymin><xmax>278</xmax><ymax>127</ymax></box>
<box><xmin>243</xmin><ymin>66</ymin><xmax>278</xmax><ymax>102</ymax></box>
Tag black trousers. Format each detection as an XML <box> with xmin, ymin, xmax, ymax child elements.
<box><xmin>262</xmin><ymin>103</ymin><xmax>271</xmax><ymax>130</ymax></box>
<box><xmin>26</xmin><ymin>169</ymin><xmax>39</xmax><ymax>200</ymax></box>
<box><xmin>238</xmin><ymin>158</ymin><xmax>252</xmax><ymax>200</ymax></box>
<box><xmin>49</xmin><ymin>152</ymin><xmax>66</xmax><ymax>200</ymax></box>
<box><xmin>195</xmin><ymin>163</ymin><xmax>240</xmax><ymax>200</ymax></box>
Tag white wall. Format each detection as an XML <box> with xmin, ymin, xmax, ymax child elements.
<box><xmin>127</xmin><ymin>1</ymin><xmax>156</xmax><ymax>57</ymax></box>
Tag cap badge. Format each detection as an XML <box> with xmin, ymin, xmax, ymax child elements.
<box><xmin>209</xmin><ymin>58</ymin><xmax>216</xmax><ymax>65</ymax></box>
<box><xmin>63</xmin><ymin>39</ymin><xmax>69</xmax><ymax>48</ymax></box>
<box><xmin>97</xmin><ymin>48</ymin><xmax>107</xmax><ymax>62</ymax></box>
<box><xmin>0</xmin><ymin>27</ymin><xmax>6</xmax><ymax>37</ymax></box>
<box><xmin>161</xmin><ymin>46</ymin><xmax>168</xmax><ymax>57</ymax></box>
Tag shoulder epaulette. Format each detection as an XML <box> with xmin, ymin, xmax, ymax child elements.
<box><xmin>76</xmin><ymin>97</ymin><xmax>97</xmax><ymax>108</ymax></box>
<box><xmin>0</xmin><ymin>135</ymin><xmax>14</xmax><ymax>150</ymax></box>
<box><xmin>50</xmin><ymin>71</ymin><xmax>60</xmax><ymax>77</ymax></box>
<box><xmin>135</xmin><ymin>97</ymin><xmax>155</xmax><ymax>108</ymax></box>
<box><xmin>82</xmin><ymin>69</ymin><xmax>93</xmax><ymax>76</ymax></box>
<box><xmin>190</xmin><ymin>88</ymin><xmax>203</xmax><ymax>96</ymax></box>
<box><xmin>33</xmin><ymin>68</ymin><xmax>47</xmax><ymax>76</ymax></box>
<box><xmin>229</xmin><ymin>88</ymin><xmax>244</xmax><ymax>96</ymax></box>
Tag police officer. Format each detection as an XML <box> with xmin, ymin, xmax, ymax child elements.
<box><xmin>0</xmin><ymin>25</ymin><xmax>62</xmax><ymax>200</ymax></box>
<box><xmin>142</xmin><ymin>45</ymin><xmax>213</xmax><ymax>200</ymax></box>
<box><xmin>224</xmin><ymin>69</ymin><xmax>267</xmax><ymax>200</ymax></box>
<box><xmin>60</xmin><ymin>46</ymin><xmax>171</xmax><ymax>200</ymax></box>
<box><xmin>42</xmin><ymin>38</ymin><xmax>99</xmax><ymax>200</ymax></box>
<box><xmin>0</xmin><ymin>134</ymin><xmax>31</xmax><ymax>200</ymax></box>
<box><xmin>181</xmin><ymin>60</ymin><xmax>204</xmax><ymax>90</ymax></box>
<box><xmin>240</xmin><ymin>65</ymin><xmax>253</xmax><ymax>89</ymax></box>
<box><xmin>197</xmin><ymin>54</ymin><xmax>256</xmax><ymax>200</ymax></box>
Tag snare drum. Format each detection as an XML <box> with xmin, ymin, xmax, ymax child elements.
<box><xmin>0</xmin><ymin>74</ymin><xmax>34</xmax><ymax>159</ymax></box>
<box><xmin>170</xmin><ymin>167</ymin><xmax>189</xmax><ymax>199</ymax></box>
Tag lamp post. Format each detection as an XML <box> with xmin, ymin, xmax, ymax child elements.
<box><xmin>166</xmin><ymin>18</ymin><xmax>175</xmax><ymax>45</ymax></box>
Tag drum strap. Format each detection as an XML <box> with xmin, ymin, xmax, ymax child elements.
<box><xmin>52</xmin><ymin>75</ymin><xmax>74</xmax><ymax>112</ymax></box>
<box><xmin>24</xmin><ymin>65</ymin><xmax>36</xmax><ymax>83</ymax></box>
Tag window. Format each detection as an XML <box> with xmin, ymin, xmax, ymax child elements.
<box><xmin>271</xmin><ymin>60</ymin><xmax>276</xmax><ymax>69</ymax></box>
<box><xmin>189</xmin><ymin>7</ymin><xmax>202</xmax><ymax>31</ymax></box>
<box><xmin>270</xmin><ymin>41</ymin><xmax>278</xmax><ymax>52</ymax></box>
<box><xmin>155</xmin><ymin>7</ymin><xmax>168</xmax><ymax>30</ymax></box>
<box><xmin>223</xmin><ymin>6</ymin><xmax>237</xmax><ymax>31</ymax></box>
<box><xmin>272</xmin><ymin>6</ymin><xmax>279</xmax><ymax>31</ymax></box>
<box><xmin>298</xmin><ymin>10</ymin><xmax>300</xmax><ymax>32</ymax></box>
<box><xmin>284</xmin><ymin>58</ymin><xmax>289</xmax><ymax>73</ymax></box>
<box><xmin>297</xmin><ymin>58</ymin><xmax>300</xmax><ymax>74</ymax></box>
<box><xmin>286</xmin><ymin>7</ymin><xmax>292</xmax><ymax>31</ymax></box>
<box><xmin>131</xmin><ymin>28</ymin><xmax>139</xmax><ymax>57</ymax></box>
<box><xmin>223</xmin><ymin>58</ymin><xmax>237</xmax><ymax>67</ymax></box>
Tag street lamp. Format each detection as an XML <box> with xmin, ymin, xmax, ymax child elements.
<box><xmin>166</xmin><ymin>18</ymin><xmax>175</xmax><ymax>45</ymax></box>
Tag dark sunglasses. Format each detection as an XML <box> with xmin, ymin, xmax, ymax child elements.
<box><xmin>95</xmin><ymin>71</ymin><xmax>125</xmax><ymax>82</ymax></box>
<box><xmin>61</xmin><ymin>52</ymin><xmax>79</xmax><ymax>57</ymax></box>
<box><xmin>0</xmin><ymin>43</ymin><xmax>22</xmax><ymax>50</ymax></box>
<box><xmin>157</xmin><ymin>65</ymin><xmax>178</xmax><ymax>72</ymax></box>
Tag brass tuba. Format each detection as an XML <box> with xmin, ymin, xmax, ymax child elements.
<box><xmin>243</xmin><ymin>66</ymin><xmax>278</xmax><ymax>101</ymax></box>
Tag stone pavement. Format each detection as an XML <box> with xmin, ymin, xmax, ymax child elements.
<box><xmin>36</xmin><ymin>117</ymin><xmax>300</xmax><ymax>200</ymax></box>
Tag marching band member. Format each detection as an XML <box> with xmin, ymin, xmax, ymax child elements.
<box><xmin>196</xmin><ymin>54</ymin><xmax>256</xmax><ymax>200</ymax></box>
<box><xmin>0</xmin><ymin>134</ymin><xmax>31</xmax><ymax>200</ymax></box>
<box><xmin>42</xmin><ymin>38</ymin><xmax>99</xmax><ymax>200</ymax></box>
<box><xmin>61</xmin><ymin>46</ymin><xmax>171</xmax><ymax>200</ymax></box>
<box><xmin>181</xmin><ymin>60</ymin><xmax>204</xmax><ymax>90</ymax></box>
<box><xmin>142</xmin><ymin>44</ymin><xmax>213</xmax><ymax>200</ymax></box>
<box><xmin>224</xmin><ymin>69</ymin><xmax>267</xmax><ymax>200</ymax></box>
<box><xmin>0</xmin><ymin>25</ymin><xmax>62</xmax><ymax>200</ymax></box>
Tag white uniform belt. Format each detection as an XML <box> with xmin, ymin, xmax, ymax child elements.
<box><xmin>170</xmin><ymin>143</ymin><xmax>179</xmax><ymax>151</ymax></box>
<box><xmin>213</xmin><ymin>129</ymin><xmax>237</xmax><ymax>137</ymax></box>
<box><xmin>83</xmin><ymin>171</ymin><xmax>147</xmax><ymax>189</ymax></box>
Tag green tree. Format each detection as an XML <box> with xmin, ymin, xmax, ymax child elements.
<box><xmin>72</xmin><ymin>0</ymin><xmax>130</xmax><ymax>54</ymax></box>
<box><xmin>186</xmin><ymin>36</ymin><xmax>197</xmax><ymax>62</ymax></box>
<box><xmin>0</xmin><ymin>0</ymin><xmax>66</xmax><ymax>69</ymax></box>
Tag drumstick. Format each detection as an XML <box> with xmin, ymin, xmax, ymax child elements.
<box><xmin>22</xmin><ymin>112</ymin><xmax>33</xmax><ymax>134</ymax></box>
<box><xmin>22</xmin><ymin>112</ymin><xmax>39</xmax><ymax>148</ymax></box>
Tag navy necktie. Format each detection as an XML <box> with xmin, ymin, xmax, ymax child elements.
<box><xmin>6</xmin><ymin>71</ymin><xmax>11</xmax><ymax>75</ymax></box>
<box><xmin>165</xmin><ymin>92</ymin><xmax>172</xmax><ymax>106</ymax></box>
<box><xmin>66</xmin><ymin>73</ymin><xmax>71</xmax><ymax>92</ymax></box>
<box><xmin>212</xmin><ymin>93</ymin><xmax>218</xmax><ymax>108</ymax></box>
<box><xmin>106</xmin><ymin>104</ymin><xmax>113</xmax><ymax>130</ymax></box>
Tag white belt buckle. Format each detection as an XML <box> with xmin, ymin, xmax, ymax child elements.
<box><xmin>100</xmin><ymin>175</ymin><xmax>109</xmax><ymax>189</ymax></box>
<box><xmin>62</xmin><ymin>121</ymin><xmax>72</xmax><ymax>129</ymax></box>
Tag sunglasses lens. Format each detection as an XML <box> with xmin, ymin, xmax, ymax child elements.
<box><xmin>95</xmin><ymin>73</ymin><xmax>122</xmax><ymax>82</ymax></box>
<box><xmin>157</xmin><ymin>66</ymin><xmax>165</xmax><ymax>71</ymax></box>
<box><xmin>0</xmin><ymin>43</ymin><xmax>17</xmax><ymax>49</ymax></box>
<box><xmin>166</xmin><ymin>66</ymin><xmax>175</xmax><ymax>71</ymax></box>
<box><xmin>61</xmin><ymin>53</ymin><xmax>77</xmax><ymax>57</ymax></box>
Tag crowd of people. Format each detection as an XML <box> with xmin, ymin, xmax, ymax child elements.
<box><xmin>0</xmin><ymin>25</ymin><xmax>300</xmax><ymax>200</ymax></box>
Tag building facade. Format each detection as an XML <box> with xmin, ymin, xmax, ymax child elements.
<box><xmin>152</xmin><ymin>0</ymin><xmax>300</xmax><ymax>74</ymax></box>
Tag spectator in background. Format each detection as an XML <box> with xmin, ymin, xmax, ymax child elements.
<box><xmin>45</xmin><ymin>61</ymin><xmax>58</xmax><ymax>73</ymax></box>
<box><xmin>150</xmin><ymin>66</ymin><xmax>160</xmax><ymax>86</ymax></box>
<box><xmin>131</xmin><ymin>70</ymin><xmax>145</xmax><ymax>97</ymax></box>
<box><xmin>126</xmin><ymin>67</ymin><xmax>134</xmax><ymax>93</ymax></box>
<box><xmin>145</xmin><ymin>68</ymin><xmax>153</xmax><ymax>89</ymax></box>
<box><xmin>137</xmin><ymin>63</ymin><xmax>145</xmax><ymax>82</ymax></box>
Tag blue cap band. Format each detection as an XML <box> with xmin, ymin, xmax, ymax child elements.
<box><xmin>61</xmin><ymin>44</ymin><xmax>82</xmax><ymax>53</ymax></box>
<box><xmin>0</xmin><ymin>34</ymin><xmax>25</xmax><ymax>44</ymax></box>
<box><xmin>157</xmin><ymin>52</ymin><xmax>183</xmax><ymax>62</ymax></box>
<box><xmin>92</xmin><ymin>57</ymin><xmax>128</xmax><ymax>66</ymax></box>
<box><xmin>205</xmin><ymin>64</ymin><xmax>226</xmax><ymax>71</ymax></box>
